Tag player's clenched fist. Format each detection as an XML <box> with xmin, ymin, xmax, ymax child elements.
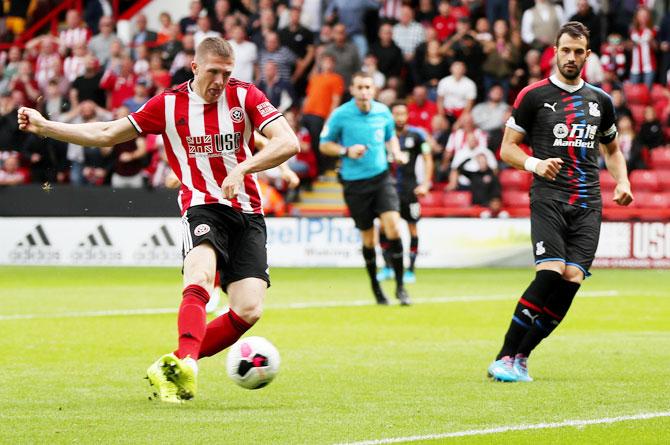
<box><xmin>613</xmin><ymin>181</ymin><xmax>634</xmax><ymax>206</ymax></box>
<box><xmin>17</xmin><ymin>107</ymin><xmax>46</xmax><ymax>135</ymax></box>
<box><xmin>221</xmin><ymin>168</ymin><xmax>244</xmax><ymax>199</ymax></box>
<box><xmin>536</xmin><ymin>157</ymin><xmax>563</xmax><ymax>181</ymax></box>
<box><xmin>346</xmin><ymin>144</ymin><xmax>367</xmax><ymax>159</ymax></box>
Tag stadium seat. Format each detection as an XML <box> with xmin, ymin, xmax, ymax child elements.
<box><xmin>602</xmin><ymin>193</ymin><xmax>620</xmax><ymax>208</ymax></box>
<box><xmin>502</xmin><ymin>190</ymin><xmax>530</xmax><ymax>207</ymax></box>
<box><xmin>650</xmin><ymin>147</ymin><xmax>670</xmax><ymax>170</ymax></box>
<box><xmin>499</xmin><ymin>168</ymin><xmax>532</xmax><ymax>192</ymax></box>
<box><xmin>655</xmin><ymin>170</ymin><xmax>670</xmax><ymax>190</ymax></box>
<box><xmin>650</xmin><ymin>83</ymin><xmax>668</xmax><ymax>102</ymax></box>
<box><xmin>623</xmin><ymin>82</ymin><xmax>650</xmax><ymax>105</ymax></box>
<box><xmin>599</xmin><ymin>170</ymin><xmax>617</xmax><ymax>192</ymax></box>
<box><xmin>442</xmin><ymin>191</ymin><xmax>472</xmax><ymax>208</ymax></box>
<box><xmin>419</xmin><ymin>190</ymin><xmax>445</xmax><ymax>208</ymax></box>
<box><xmin>630</xmin><ymin>170</ymin><xmax>660</xmax><ymax>192</ymax></box>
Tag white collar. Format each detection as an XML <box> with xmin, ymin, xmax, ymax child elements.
<box><xmin>549</xmin><ymin>75</ymin><xmax>584</xmax><ymax>93</ymax></box>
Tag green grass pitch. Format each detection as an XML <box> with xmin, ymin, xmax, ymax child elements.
<box><xmin>0</xmin><ymin>266</ymin><xmax>668</xmax><ymax>444</ymax></box>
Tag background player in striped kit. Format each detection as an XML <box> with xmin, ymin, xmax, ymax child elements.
<box><xmin>487</xmin><ymin>22</ymin><xmax>633</xmax><ymax>382</ymax></box>
<box><xmin>17</xmin><ymin>37</ymin><xmax>300</xmax><ymax>402</ymax></box>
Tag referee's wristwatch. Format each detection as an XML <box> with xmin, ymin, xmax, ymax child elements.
<box><xmin>339</xmin><ymin>146</ymin><xmax>349</xmax><ymax>157</ymax></box>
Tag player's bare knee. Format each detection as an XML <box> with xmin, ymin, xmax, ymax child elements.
<box><xmin>236</xmin><ymin>302</ymin><xmax>263</xmax><ymax>324</ymax></box>
<box><xmin>184</xmin><ymin>269</ymin><xmax>214</xmax><ymax>290</ymax></box>
<box><xmin>562</xmin><ymin>268</ymin><xmax>584</xmax><ymax>284</ymax></box>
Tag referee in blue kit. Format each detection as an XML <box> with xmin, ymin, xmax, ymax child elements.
<box><xmin>320</xmin><ymin>71</ymin><xmax>410</xmax><ymax>306</ymax></box>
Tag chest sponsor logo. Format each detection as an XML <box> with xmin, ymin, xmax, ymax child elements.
<box><xmin>257</xmin><ymin>101</ymin><xmax>277</xmax><ymax>117</ymax></box>
<box><xmin>186</xmin><ymin>133</ymin><xmax>242</xmax><ymax>156</ymax></box>
<box><xmin>230</xmin><ymin>107</ymin><xmax>245</xmax><ymax>123</ymax></box>
<box><xmin>552</xmin><ymin>123</ymin><xmax>598</xmax><ymax>148</ymax></box>
<box><xmin>589</xmin><ymin>102</ymin><xmax>600</xmax><ymax>117</ymax></box>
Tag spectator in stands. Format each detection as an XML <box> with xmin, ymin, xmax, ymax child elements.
<box><xmin>0</xmin><ymin>91</ymin><xmax>24</xmax><ymax>152</ymax></box>
<box><xmin>639</xmin><ymin>106</ymin><xmax>665</xmax><ymax>150</ymax></box>
<box><xmin>132</xmin><ymin>13</ymin><xmax>158</xmax><ymax>54</ymax></box>
<box><xmin>109</xmin><ymin>106</ymin><xmax>147</xmax><ymax>189</ymax></box>
<box><xmin>133</xmin><ymin>44</ymin><xmax>151</xmax><ymax>79</ymax></box>
<box><xmin>171</xmin><ymin>50</ymin><xmax>195</xmax><ymax>86</ymax></box>
<box><xmin>100</xmin><ymin>55</ymin><xmax>137</xmax><ymax>110</ymax></box>
<box><xmin>0</xmin><ymin>153</ymin><xmax>29</xmax><ymax>185</ymax></box>
<box><xmin>148</xmin><ymin>52</ymin><xmax>171</xmax><ymax>91</ymax></box>
<box><xmin>42</xmin><ymin>78</ymin><xmax>70</xmax><ymax>119</ymax></box>
<box><xmin>59</xmin><ymin>9</ymin><xmax>91</xmax><ymax>56</ymax></box>
<box><xmin>629</xmin><ymin>6</ymin><xmax>657</xmax><ymax>90</ymax></box>
<box><xmin>210</xmin><ymin>0</ymin><xmax>232</xmax><ymax>35</ymax></box>
<box><xmin>123</xmin><ymin>79</ymin><xmax>150</xmax><ymax>113</ymax></box>
<box><xmin>416</xmin><ymin>0</ymin><xmax>437</xmax><ymax>25</ymax></box>
<box><xmin>228</xmin><ymin>24</ymin><xmax>257</xmax><ymax>83</ymax></box>
<box><xmin>160</xmin><ymin>24</ymin><xmax>184</xmax><ymax>68</ymax></box>
<box><xmin>439</xmin><ymin>112</ymin><xmax>486</xmax><ymax>177</ymax></box>
<box><xmin>433</xmin><ymin>0</ymin><xmax>457</xmax><ymax>42</ymax></box>
<box><xmin>284</xmin><ymin>109</ymin><xmax>317</xmax><ymax>184</ymax></box>
<box><xmin>615</xmin><ymin>115</ymin><xmax>645</xmax><ymax>171</ymax></box>
<box><xmin>582</xmin><ymin>51</ymin><xmax>605</xmax><ymax>86</ymax></box>
<box><xmin>279</xmin><ymin>5</ymin><xmax>315</xmax><ymax>94</ymax></box>
<box><xmin>31</xmin><ymin>36</ymin><xmax>63</xmax><ymax>91</ymax></box>
<box><xmin>180</xmin><ymin>0</ymin><xmax>203</xmax><ymax>35</ymax></box>
<box><xmin>323</xmin><ymin>23</ymin><xmax>361</xmax><ymax>86</ymax></box>
<box><xmin>170</xmin><ymin>34</ymin><xmax>196</xmax><ymax>75</ymax></box>
<box><xmin>156</xmin><ymin>12</ymin><xmax>174</xmax><ymax>45</ymax></box>
<box><xmin>88</xmin><ymin>16</ymin><xmax>119</xmax><ymax>67</ymax></box>
<box><xmin>250</xmin><ymin>8</ymin><xmax>277</xmax><ymax>50</ymax></box>
<box><xmin>471</xmin><ymin>84</ymin><xmax>510</xmax><ymax>151</ymax></box>
<box><xmin>61</xmin><ymin>100</ymin><xmax>113</xmax><ymax>186</ymax></box>
<box><xmin>393</xmin><ymin>5</ymin><xmax>426</xmax><ymax>62</ymax></box>
<box><xmin>258</xmin><ymin>32</ymin><xmax>296</xmax><ymax>83</ymax></box>
<box><xmin>482</xmin><ymin>19</ymin><xmax>520</xmax><ymax>98</ymax></box>
<box><xmin>63</xmin><ymin>42</ymin><xmax>88</xmax><ymax>85</ymax></box>
<box><xmin>415</xmin><ymin>40</ymin><xmax>450</xmax><ymax>97</ymax></box>
<box><xmin>474</xmin><ymin>17</ymin><xmax>493</xmax><ymax>44</ymax></box>
<box><xmin>258</xmin><ymin>61</ymin><xmax>295</xmax><ymax>112</ymax></box>
<box><xmin>520</xmin><ymin>0</ymin><xmax>564</xmax><ymax>50</ymax></box>
<box><xmin>369</xmin><ymin>23</ymin><xmax>404</xmax><ymax>81</ymax></box>
<box><xmin>486</xmin><ymin>0</ymin><xmax>509</xmax><ymax>24</ymax></box>
<box><xmin>600</xmin><ymin>33</ymin><xmax>626</xmax><ymax>81</ymax></box>
<box><xmin>446</xmin><ymin>132</ymin><xmax>501</xmax><ymax>206</ymax></box>
<box><xmin>302</xmin><ymin>53</ymin><xmax>345</xmax><ymax>172</ymax></box>
<box><xmin>8</xmin><ymin>62</ymin><xmax>40</xmax><ymax>108</ymax></box>
<box><xmin>611</xmin><ymin>88</ymin><xmax>632</xmax><ymax>120</ymax></box>
<box><xmin>84</xmin><ymin>0</ymin><xmax>113</xmax><ymax>35</ymax></box>
<box><xmin>436</xmin><ymin>60</ymin><xmax>477</xmax><ymax>122</ymax></box>
<box><xmin>70</xmin><ymin>55</ymin><xmax>106</xmax><ymax>108</ymax></box>
<box><xmin>569</xmin><ymin>0</ymin><xmax>601</xmax><ymax>52</ymax></box>
<box><xmin>324</xmin><ymin>0</ymin><xmax>379</xmax><ymax>59</ymax></box>
<box><xmin>430</xmin><ymin>113</ymin><xmax>451</xmax><ymax>180</ymax></box>
<box><xmin>407</xmin><ymin>85</ymin><xmax>438</xmax><ymax>134</ymax></box>
<box><xmin>194</xmin><ymin>15</ymin><xmax>221</xmax><ymax>47</ymax></box>
<box><xmin>0</xmin><ymin>47</ymin><xmax>23</xmax><ymax>92</ymax></box>
<box><xmin>362</xmin><ymin>54</ymin><xmax>386</xmax><ymax>89</ymax></box>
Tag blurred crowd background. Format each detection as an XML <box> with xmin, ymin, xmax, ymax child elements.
<box><xmin>1</xmin><ymin>0</ymin><xmax>670</xmax><ymax>217</ymax></box>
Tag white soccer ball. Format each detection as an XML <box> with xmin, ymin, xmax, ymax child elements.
<box><xmin>226</xmin><ymin>336</ymin><xmax>280</xmax><ymax>389</ymax></box>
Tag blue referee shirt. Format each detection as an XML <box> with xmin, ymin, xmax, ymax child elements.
<box><xmin>320</xmin><ymin>99</ymin><xmax>395</xmax><ymax>181</ymax></box>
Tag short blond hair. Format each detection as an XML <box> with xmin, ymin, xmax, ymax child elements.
<box><xmin>195</xmin><ymin>37</ymin><xmax>234</xmax><ymax>62</ymax></box>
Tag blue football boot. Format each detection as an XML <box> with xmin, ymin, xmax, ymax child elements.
<box><xmin>513</xmin><ymin>354</ymin><xmax>534</xmax><ymax>382</ymax></box>
<box><xmin>487</xmin><ymin>356</ymin><xmax>518</xmax><ymax>382</ymax></box>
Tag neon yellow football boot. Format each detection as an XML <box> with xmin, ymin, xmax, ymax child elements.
<box><xmin>161</xmin><ymin>353</ymin><xmax>198</xmax><ymax>401</ymax></box>
<box><xmin>146</xmin><ymin>356</ymin><xmax>181</xmax><ymax>404</ymax></box>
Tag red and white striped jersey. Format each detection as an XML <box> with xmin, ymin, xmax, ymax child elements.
<box><xmin>128</xmin><ymin>79</ymin><xmax>282</xmax><ymax>215</ymax></box>
<box><xmin>630</xmin><ymin>28</ymin><xmax>656</xmax><ymax>75</ymax></box>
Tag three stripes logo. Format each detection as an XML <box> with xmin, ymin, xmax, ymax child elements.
<box><xmin>9</xmin><ymin>225</ymin><xmax>60</xmax><ymax>263</ymax></box>
<box><xmin>133</xmin><ymin>225</ymin><xmax>181</xmax><ymax>264</ymax></box>
<box><xmin>71</xmin><ymin>225</ymin><xmax>122</xmax><ymax>263</ymax></box>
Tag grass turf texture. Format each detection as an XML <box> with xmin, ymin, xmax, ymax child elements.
<box><xmin>0</xmin><ymin>267</ymin><xmax>668</xmax><ymax>444</ymax></box>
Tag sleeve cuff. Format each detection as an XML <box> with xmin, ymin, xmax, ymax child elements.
<box><xmin>127</xmin><ymin>115</ymin><xmax>142</xmax><ymax>134</ymax></box>
<box><xmin>505</xmin><ymin>116</ymin><xmax>526</xmax><ymax>134</ymax></box>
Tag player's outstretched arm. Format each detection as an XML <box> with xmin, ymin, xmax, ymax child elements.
<box><xmin>18</xmin><ymin>107</ymin><xmax>138</xmax><ymax>148</ymax></box>
<box><xmin>500</xmin><ymin>126</ymin><xmax>563</xmax><ymax>181</ymax></box>
<box><xmin>221</xmin><ymin>116</ymin><xmax>299</xmax><ymax>199</ymax></box>
<box><xmin>601</xmin><ymin>139</ymin><xmax>634</xmax><ymax>206</ymax></box>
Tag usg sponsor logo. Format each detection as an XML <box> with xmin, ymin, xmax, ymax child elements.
<box><xmin>187</xmin><ymin>133</ymin><xmax>241</xmax><ymax>157</ymax></box>
<box><xmin>552</xmin><ymin>123</ymin><xmax>598</xmax><ymax>148</ymax></box>
<box><xmin>9</xmin><ymin>224</ymin><xmax>61</xmax><ymax>264</ymax></box>
<box><xmin>70</xmin><ymin>225</ymin><xmax>122</xmax><ymax>264</ymax></box>
<box><xmin>633</xmin><ymin>222</ymin><xmax>670</xmax><ymax>259</ymax></box>
<box><xmin>133</xmin><ymin>225</ymin><xmax>181</xmax><ymax>265</ymax></box>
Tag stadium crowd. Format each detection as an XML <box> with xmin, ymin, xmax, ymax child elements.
<box><xmin>1</xmin><ymin>0</ymin><xmax>670</xmax><ymax>216</ymax></box>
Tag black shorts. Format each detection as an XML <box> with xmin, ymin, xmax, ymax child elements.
<box><xmin>400</xmin><ymin>193</ymin><xmax>421</xmax><ymax>223</ymax></box>
<box><xmin>181</xmin><ymin>204</ymin><xmax>270</xmax><ymax>291</ymax></box>
<box><xmin>530</xmin><ymin>199</ymin><xmax>602</xmax><ymax>277</ymax></box>
<box><xmin>342</xmin><ymin>171</ymin><xmax>400</xmax><ymax>230</ymax></box>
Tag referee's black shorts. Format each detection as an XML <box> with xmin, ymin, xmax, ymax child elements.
<box><xmin>342</xmin><ymin>170</ymin><xmax>400</xmax><ymax>230</ymax></box>
<box><xmin>530</xmin><ymin>199</ymin><xmax>601</xmax><ymax>277</ymax></box>
<box><xmin>181</xmin><ymin>203</ymin><xmax>270</xmax><ymax>291</ymax></box>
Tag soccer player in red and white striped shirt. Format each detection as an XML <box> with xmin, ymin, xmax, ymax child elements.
<box><xmin>18</xmin><ymin>37</ymin><xmax>299</xmax><ymax>403</ymax></box>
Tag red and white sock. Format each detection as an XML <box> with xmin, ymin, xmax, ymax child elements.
<box><xmin>198</xmin><ymin>309</ymin><xmax>253</xmax><ymax>358</ymax></box>
<box><xmin>175</xmin><ymin>284</ymin><xmax>209</xmax><ymax>360</ymax></box>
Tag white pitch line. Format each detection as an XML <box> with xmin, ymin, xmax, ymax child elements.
<box><xmin>335</xmin><ymin>411</ymin><xmax>670</xmax><ymax>445</ymax></box>
<box><xmin>0</xmin><ymin>290</ymin><xmax>619</xmax><ymax>321</ymax></box>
